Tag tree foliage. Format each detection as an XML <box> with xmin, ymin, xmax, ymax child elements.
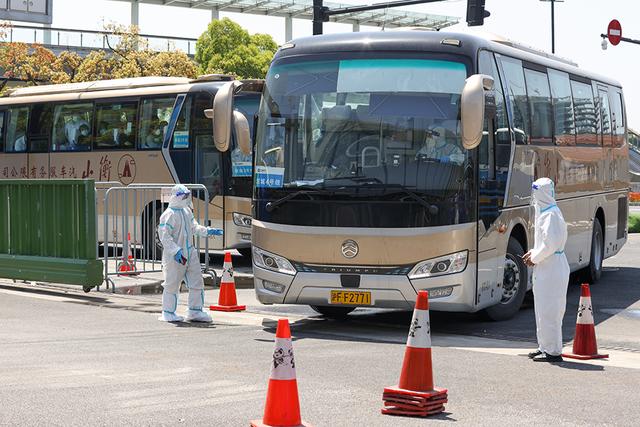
<box><xmin>195</xmin><ymin>18</ymin><xmax>277</xmax><ymax>79</ymax></box>
<box><xmin>0</xmin><ymin>23</ymin><xmax>197</xmax><ymax>88</ymax></box>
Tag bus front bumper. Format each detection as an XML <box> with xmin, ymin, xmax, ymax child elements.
<box><xmin>253</xmin><ymin>264</ymin><xmax>477</xmax><ymax>312</ymax></box>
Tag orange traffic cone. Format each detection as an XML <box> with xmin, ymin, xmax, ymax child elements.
<box><xmin>210</xmin><ymin>252</ymin><xmax>246</xmax><ymax>312</ymax></box>
<box><xmin>382</xmin><ymin>290</ymin><xmax>448</xmax><ymax>417</ymax></box>
<box><xmin>562</xmin><ymin>284</ymin><xmax>609</xmax><ymax>360</ymax></box>
<box><xmin>251</xmin><ymin>319</ymin><xmax>312</xmax><ymax>427</ymax></box>
<box><xmin>117</xmin><ymin>232</ymin><xmax>137</xmax><ymax>274</ymax></box>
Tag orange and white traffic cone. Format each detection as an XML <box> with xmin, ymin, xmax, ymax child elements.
<box><xmin>382</xmin><ymin>290</ymin><xmax>448</xmax><ymax>417</ymax></box>
<box><xmin>251</xmin><ymin>319</ymin><xmax>312</xmax><ymax>427</ymax></box>
<box><xmin>210</xmin><ymin>251</ymin><xmax>246</xmax><ymax>312</ymax></box>
<box><xmin>562</xmin><ymin>284</ymin><xmax>609</xmax><ymax>360</ymax></box>
<box><xmin>117</xmin><ymin>232</ymin><xmax>137</xmax><ymax>274</ymax></box>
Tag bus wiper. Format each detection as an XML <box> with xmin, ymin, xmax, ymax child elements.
<box><xmin>321</xmin><ymin>176</ymin><xmax>383</xmax><ymax>185</ymax></box>
<box><xmin>382</xmin><ymin>187</ymin><xmax>440</xmax><ymax>216</ymax></box>
<box><xmin>265</xmin><ymin>188</ymin><xmax>332</xmax><ymax>212</ymax></box>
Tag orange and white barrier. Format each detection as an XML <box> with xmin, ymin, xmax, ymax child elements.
<box><xmin>382</xmin><ymin>290</ymin><xmax>448</xmax><ymax>417</ymax></box>
<box><xmin>251</xmin><ymin>319</ymin><xmax>312</xmax><ymax>427</ymax></box>
<box><xmin>562</xmin><ymin>283</ymin><xmax>609</xmax><ymax>360</ymax></box>
<box><xmin>210</xmin><ymin>252</ymin><xmax>245</xmax><ymax>312</ymax></box>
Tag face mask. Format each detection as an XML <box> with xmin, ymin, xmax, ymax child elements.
<box><xmin>81</xmin><ymin>129</ymin><xmax>89</xmax><ymax>137</ymax></box>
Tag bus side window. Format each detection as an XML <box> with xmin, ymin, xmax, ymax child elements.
<box><xmin>52</xmin><ymin>103</ymin><xmax>94</xmax><ymax>152</ymax></box>
<box><xmin>6</xmin><ymin>107</ymin><xmax>29</xmax><ymax>153</ymax></box>
<box><xmin>570</xmin><ymin>80</ymin><xmax>598</xmax><ymax>145</ymax></box>
<box><xmin>28</xmin><ymin>104</ymin><xmax>53</xmax><ymax>153</ymax></box>
<box><xmin>598</xmin><ymin>86</ymin><xmax>613</xmax><ymax>147</ymax></box>
<box><xmin>548</xmin><ymin>69</ymin><xmax>576</xmax><ymax>146</ymax></box>
<box><xmin>498</xmin><ymin>56</ymin><xmax>530</xmax><ymax>144</ymax></box>
<box><xmin>523</xmin><ymin>68</ymin><xmax>553</xmax><ymax>145</ymax></box>
<box><xmin>231</xmin><ymin>96</ymin><xmax>258</xmax><ymax>178</ymax></box>
<box><xmin>94</xmin><ymin>101</ymin><xmax>138</xmax><ymax>149</ymax></box>
<box><xmin>609</xmin><ymin>88</ymin><xmax>625</xmax><ymax>147</ymax></box>
<box><xmin>171</xmin><ymin>96</ymin><xmax>192</xmax><ymax>149</ymax></box>
<box><xmin>138</xmin><ymin>97</ymin><xmax>173</xmax><ymax>150</ymax></box>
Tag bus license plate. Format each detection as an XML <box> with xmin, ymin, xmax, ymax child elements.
<box><xmin>330</xmin><ymin>290</ymin><xmax>372</xmax><ymax>305</ymax></box>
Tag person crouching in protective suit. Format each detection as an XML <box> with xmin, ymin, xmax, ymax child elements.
<box><xmin>158</xmin><ymin>184</ymin><xmax>223</xmax><ymax>322</ymax></box>
<box><xmin>522</xmin><ymin>178</ymin><xmax>570</xmax><ymax>362</ymax></box>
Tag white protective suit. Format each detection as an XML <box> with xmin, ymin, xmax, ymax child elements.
<box><xmin>157</xmin><ymin>184</ymin><xmax>221</xmax><ymax>322</ymax></box>
<box><xmin>530</xmin><ymin>178</ymin><xmax>570</xmax><ymax>356</ymax></box>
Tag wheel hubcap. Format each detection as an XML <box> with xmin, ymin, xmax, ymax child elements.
<box><xmin>502</xmin><ymin>256</ymin><xmax>520</xmax><ymax>304</ymax></box>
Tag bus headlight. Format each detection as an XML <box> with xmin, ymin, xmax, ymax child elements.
<box><xmin>233</xmin><ymin>212</ymin><xmax>252</xmax><ymax>227</ymax></box>
<box><xmin>408</xmin><ymin>251</ymin><xmax>468</xmax><ymax>279</ymax></box>
<box><xmin>253</xmin><ymin>247</ymin><xmax>296</xmax><ymax>276</ymax></box>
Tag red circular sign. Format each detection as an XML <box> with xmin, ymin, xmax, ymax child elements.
<box><xmin>608</xmin><ymin>19</ymin><xmax>622</xmax><ymax>46</ymax></box>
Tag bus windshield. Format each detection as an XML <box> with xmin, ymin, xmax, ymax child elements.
<box><xmin>255</xmin><ymin>55</ymin><xmax>476</xmax><ymax>227</ymax></box>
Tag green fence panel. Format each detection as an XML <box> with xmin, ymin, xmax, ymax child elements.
<box><xmin>0</xmin><ymin>179</ymin><xmax>103</xmax><ymax>287</ymax></box>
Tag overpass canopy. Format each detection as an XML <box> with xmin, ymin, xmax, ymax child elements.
<box><xmin>115</xmin><ymin>0</ymin><xmax>459</xmax><ymax>29</ymax></box>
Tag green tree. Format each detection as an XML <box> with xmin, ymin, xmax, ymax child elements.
<box><xmin>195</xmin><ymin>18</ymin><xmax>277</xmax><ymax>79</ymax></box>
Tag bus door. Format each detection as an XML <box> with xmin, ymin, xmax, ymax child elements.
<box><xmin>165</xmin><ymin>94</ymin><xmax>194</xmax><ymax>184</ymax></box>
<box><xmin>477</xmin><ymin>51</ymin><xmax>511</xmax><ymax>309</ymax></box>
<box><xmin>1</xmin><ymin>107</ymin><xmax>29</xmax><ymax>179</ymax></box>
<box><xmin>192</xmin><ymin>93</ymin><xmax>224</xmax><ymax>249</ymax></box>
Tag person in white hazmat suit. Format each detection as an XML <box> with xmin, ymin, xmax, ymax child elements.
<box><xmin>522</xmin><ymin>178</ymin><xmax>570</xmax><ymax>362</ymax></box>
<box><xmin>158</xmin><ymin>184</ymin><xmax>223</xmax><ymax>322</ymax></box>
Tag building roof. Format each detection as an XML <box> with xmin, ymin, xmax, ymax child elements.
<box><xmin>113</xmin><ymin>0</ymin><xmax>459</xmax><ymax>30</ymax></box>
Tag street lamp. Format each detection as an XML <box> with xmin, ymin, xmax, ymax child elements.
<box><xmin>539</xmin><ymin>0</ymin><xmax>564</xmax><ymax>54</ymax></box>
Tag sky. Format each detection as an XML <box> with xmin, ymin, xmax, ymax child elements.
<box><xmin>13</xmin><ymin>0</ymin><xmax>640</xmax><ymax>129</ymax></box>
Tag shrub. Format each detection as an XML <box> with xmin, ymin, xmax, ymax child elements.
<box><xmin>629</xmin><ymin>214</ymin><xmax>640</xmax><ymax>234</ymax></box>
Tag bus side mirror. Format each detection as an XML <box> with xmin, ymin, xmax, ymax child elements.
<box><xmin>461</xmin><ymin>74</ymin><xmax>495</xmax><ymax>150</ymax></box>
<box><xmin>212</xmin><ymin>80</ymin><xmax>242</xmax><ymax>152</ymax></box>
<box><xmin>233</xmin><ymin>110</ymin><xmax>251</xmax><ymax>155</ymax></box>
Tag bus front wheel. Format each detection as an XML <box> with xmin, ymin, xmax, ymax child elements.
<box><xmin>143</xmin><ymin>205</ymin><xmax>163</xmax><ymax>261</ymax></box>
<box><xmin>483</xmin><ymin>237</ymin><xmax>528</xmax><ymax>321</ymax></box>
<box><xmin>310</xmin><ymin>305</ymin><xmax>355</xmax><ymax>318</ymax></box>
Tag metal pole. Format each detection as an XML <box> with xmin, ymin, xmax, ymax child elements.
<box><xmin>313</xmin><ymin>0</ymin><xmax>324</xmax><ymax>35</ymax></box>
<box><xmin>551</xmin><ymin>0</ymin><xmax>555</xmax><ymax>54</ymax></box>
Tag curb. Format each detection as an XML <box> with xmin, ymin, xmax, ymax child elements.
<box><xmin>112</xmin><ymin>275</ymin><xmax>254</xmax><ymax>294</ymax></box>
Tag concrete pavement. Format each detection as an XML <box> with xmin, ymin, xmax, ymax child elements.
<box><xmin>1</xmin><ymin>237</ymin><xmax>640</xmax><ymax>425</ymax></box>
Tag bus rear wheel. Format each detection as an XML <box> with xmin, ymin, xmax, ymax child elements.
<box><xmin>582</xmin><ymin>219</ymin><xmax>604</xmax><ymax>284</ymax></box>
<box><xmin>310</xmin><ymin>305</ymin><xmax>355</xmax><ymax>318</ymax></box>
<box><xmin>483</xmin><ymin>237</ymin><xmax>528</xmax><ymax>321</ymax></box>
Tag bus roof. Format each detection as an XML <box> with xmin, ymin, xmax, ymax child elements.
<box><xmin>0</xmin><ymin>76</ymin><xmax>262</xmax><ymax>106</ymax></box>
<box><xmin>275</xmin><ymin>31</ymin><xmax>622</xmax><ymax>88</ymax></box>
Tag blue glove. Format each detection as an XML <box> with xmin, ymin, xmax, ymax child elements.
<box><xmin>207</xmin><ymin>228</ymin><xmax>223</xmax><ymax>236</ymax></box>
<box><xmin>440</xmin><ymin>156</ymin><xmax>451</xmax><ymax>164</ymax></box>
<box><xmin>174</xmin><ymin>249</ymin><xmax>186</xmax><ymax>265</ymax></box>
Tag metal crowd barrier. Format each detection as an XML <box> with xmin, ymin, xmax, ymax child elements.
<box><xmin>101</xmin><ymin>183</ymin><xmax>215</xmax><ymax>292</ymax></box>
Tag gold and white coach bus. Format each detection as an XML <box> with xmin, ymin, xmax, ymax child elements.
<box><xmin>212</xmin><ymin>31</ymin><xmax>629</xmax><ymax>319</ymax></box>
<box><xmin>0</xmin><ymin>76</ymin><xmax>260</xmax><ymax>258</ymax></box>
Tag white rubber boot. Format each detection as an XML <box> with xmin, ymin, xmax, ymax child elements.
<box><xmin>186</xmin><ymin>309</ymin><xmax>212</xmax><ymax>323</ymax></box>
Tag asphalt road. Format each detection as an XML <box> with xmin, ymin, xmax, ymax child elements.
<box><xmin>1</xmin><ymin>236</ymin><xmax>640</xmax><ymax>426</ymax></box>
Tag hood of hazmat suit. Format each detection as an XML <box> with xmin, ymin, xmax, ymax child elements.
<box><xmin>157</xmin><ymin>184</ymin><xmax>212</xmax><ymax>322</ymax></box>
<box><xmin>530</xmin><ymin>177</ymin><xmax>570</xmax><ymax>356</ymax></box>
